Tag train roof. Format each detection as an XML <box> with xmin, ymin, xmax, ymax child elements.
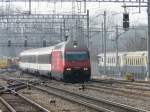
<box><xmin>97</xmin><ymin>52</ymin><xmax>126</xmax><ymax>57</ymax></box>
<box><xmin>98</xmin><ymin>51</ymin><xmax>147</xmax><ymax>57</ymax></box>
<box><xmin>20</xmin><ymin>41</ymin><xmax>67</xmax><ymax>56</ymax></box>
<box><xmin>20</xmin><ymin>46</ymin><xmax>53</xmax><ymax>56</ymax></box>
<box><xmin>20</xmin><ymin>39</ymin><xmax>88</xmax><ymax>56</ymax></box>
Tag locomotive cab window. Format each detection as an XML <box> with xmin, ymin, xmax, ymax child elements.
<box><xmin>65</xmin><ymin>51</ymin><xmax>89</xmax><ymax>61</ymax></box>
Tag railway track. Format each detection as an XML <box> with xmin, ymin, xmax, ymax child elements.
<box><xmin>84</xmin><ymin>83</ymin><xmax>150</xmax><ymax>100</ymax></box>
<box><xmin>91</xmin><ymin>79</ymin><xmax>150</xmax><ymax>91</ymax></box>
<box><xmin>0</xmin><ymin>92</ymin><xmax>50</xmax><ymax>112</ymax></box>
<box><xmin>7</xmin><ymin>73</ymin><xmax>150</xmax><ymax>101</ymax></box>
<box><xmin>1</xmin><ymin>73</ymin><xmax>150</xmax><ymax>112</ymax></box>
<box><xmin>92</xmin><ymin>78</ymin><xmax>150</xmax><ymax>86</ymax></box>
<box><xmin>30</xmin><ymin>78</ymin><xmax>150</xmax><ymax>100</ymax></box>
<box><xmin>15</xmin><ymin>80</ymin><xmax>148</xmax><ymax>112</ymax></box>
<box><xmin>0</xmin><ymin>80</ymin><xmax>50</xmax><ymax>112</ymax></box>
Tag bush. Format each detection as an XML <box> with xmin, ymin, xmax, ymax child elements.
<box><xmin>125</xmin><ymin>73</ymin><xmax>134</xmax><ymax>81</ymax></box>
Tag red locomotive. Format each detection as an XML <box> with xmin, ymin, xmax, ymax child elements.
<box><xmin>19</xmin><ymin>40</ymin><xmax>91</xmax><ymax>82</ymax></box>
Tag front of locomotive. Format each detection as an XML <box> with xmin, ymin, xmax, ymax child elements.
<box><xmin>63</xmin><ymin>41</ymin><xmax>91</xmax><ymax>82</ymax></box>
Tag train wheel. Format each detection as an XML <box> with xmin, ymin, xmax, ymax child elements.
<box><xmin>34</xmin><ymin>71</ymin><xmax>40</xmax><ymax>76</ymax></box>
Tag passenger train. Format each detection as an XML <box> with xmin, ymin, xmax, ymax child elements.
<box><xmin>19</xmin><ymin>40</ymin><xmax>91</xmax><ymax>82</ymax></box>
<box><xmin>97</xmin><ymin>51</ymin><xmax>148</xmax><ymax>79</ymax></box>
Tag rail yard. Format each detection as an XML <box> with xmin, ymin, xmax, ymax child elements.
<box><xmin>0</xmin><ymin>0</ymin><xmax>150</xmax><ymax>112</ymax></box>
<box><xmin>0</xmin><ymin>70</ymin><xmax>149</xmax><ymax>112</ymax></box>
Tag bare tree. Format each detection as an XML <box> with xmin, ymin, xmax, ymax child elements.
<box><xmin>125</xmin><ymin>36</ymin><xmax>147</xmax><ymax>51</ymax></box>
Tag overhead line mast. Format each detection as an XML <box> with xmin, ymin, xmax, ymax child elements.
<box><xmin>0</xmin><ymin>0</ymin><xmax>147</xmax><ymax>3</ymax></box>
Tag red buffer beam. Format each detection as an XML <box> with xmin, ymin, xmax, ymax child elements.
<box><xmin>0</xmin><ymin>0</ymin><xmax>147</xmax><ymax>3</ymax></box>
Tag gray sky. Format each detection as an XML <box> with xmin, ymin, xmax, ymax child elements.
<box><xmin>1</xmin><ymin>2</ymin><xmax>148</xmax><ymax>24</ymax></box>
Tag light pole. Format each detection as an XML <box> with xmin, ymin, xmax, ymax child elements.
<box><xmin>115</xmin><ymin>25</ymin><xmax>119</xmax><ymax>67</ymax></box>
<box><xmin>101</xmin><ymin>22</ymin><xmax>104</xmax><ymax>53</ymax></box>
<box><xmin>103</xmin><ymin>11</ymin><xmax>107</xmax><ymax>75</ymax></box>
<box><xmin>147</xmin><ymin>0</ymin><xmax>150</xmax><ymax>81</ymax></box>
<box><xmin>95</xmin><ymin>11</ymin><xmax>107</xmax><ymax>75</ymax></box>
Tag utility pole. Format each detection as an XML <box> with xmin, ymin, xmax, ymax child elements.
<box><xmin>104</xmin><ymin>11</ymin><xmax>106</xmax><ymax>75</ymax></box>
<box><xmin>63</xmin><ymin>19</ymin><xmax>66</xmax><ymax>41</ymax></box>
<box><xmin>115</xmin><ymin>25</ymin><xmax>119</xmax><ymax>66</ymax></box>
<box><xmin>29</xmin><ymin>0</ymin><xmax>31</xmax><ymax>15</ymax></box>
<box><xmin>147</xmin><ymin>1</ymin><xmax>150</xmax><ymax>81</ymax></box>
<box><xmin>87</xmin><ymin>10</ymin><xmax>89</xmax><ymax>48</ymax></box>
<box><xmin>84</xmin><ymin>0</ymin><xmax>87</xmax><ymax>13</ymax></box>
<box><xmin>115</xmin><ymin>24</ymin><xmax>122</xmax><ymax>77</ymax></box>
<box><xmin>101</xmin><ymin>22</ymin><xmax>104</xmax><ymax>53</ymax></box>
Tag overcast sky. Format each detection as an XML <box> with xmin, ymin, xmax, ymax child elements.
<box><xmin>1</xmin><ymin>2</ymin><xmax>148</xmax><ymax>25</ymax></box>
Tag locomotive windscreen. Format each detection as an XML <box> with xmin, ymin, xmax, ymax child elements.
<box><xmin>65</xmin><ymin>51</ymin><xmax>89</xmax><ymax>61</ymax></box>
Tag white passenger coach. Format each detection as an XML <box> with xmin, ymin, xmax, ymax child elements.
<box><xmin>97</xmin><ymin>51</ymin><xmax>147</xmax><ymax>79</ymax></box>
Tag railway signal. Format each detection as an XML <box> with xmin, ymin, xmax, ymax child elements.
<box><xmin>123</xmin><ymin>13</ymin><xmax>129</xmax><ymax>31</ymax></box>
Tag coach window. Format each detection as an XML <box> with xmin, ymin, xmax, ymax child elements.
<box><xmin>128</xmin><ymin>58</ymin><xmax>130</xmax><ymax>65</ymax></box>
<box><xmin>136</xmin><ymin>58</ymin><xmax>138</xmax><ymax>65</ymax></box>
<box><xmin>22</xmin><ymin>56</ymin><xmax>28</xmax><ymax>62</ymax></box>
<box><xmin>28</xmin><ymin>56</ymin><xmax>30</xmax><ymax>63</ymax></box>
<box><xmin>131</xmin><ymin>58</ymin><xmax>133</xmax><ymax>65</ymax></box>
<box><xmin>28</xmin><ymin>56</ymin><xmax>31</xmax><ymax>63</ymax></box>
<box><xmin>132</xmin><ymin>58</ymin><xmax>133</xmax><ymax>65</ymax></box>
<box><xmin>140</xmin><ymin>58</ymin><xmax>142</xmax><ymax>65</ymax></box>
<box><xmin>38</xmin><ymin>54</ymin><xmax>51</xmax><ymax>64</ymax></box>
<box><xmin>139</xmin><ymin>58</ymin><xmax>141</xmax><ymax>65</ymax></box>
<box><xmin>136</xmin><ymin>59</ymin><xmax>138</xmax><ymax>65</ymax></box>
<box><xmin>135</xmin><ymin>58</ymin><xmax>136</xmax><ymax>65</ymax></box>
<box><xmin>141</xmin><ymin>58</ymin><xmax>144</xmax><ymax>65</ymax></box>
<box><xmin>129</xmin><ymin>58</ymin><xmax>131</xmax><ymax>65</ymax></box>
<box><xmin>29</xmin><ymin>56</ymin><xmax>32</xmax><ymax>63</ymax></box>
<box><xmin>31</xmin><ymin>55</ymin><xmax>36</xmax><ymax>63</ymax></box>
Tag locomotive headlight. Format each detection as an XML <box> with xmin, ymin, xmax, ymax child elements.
<box><xmin>83</xmin><ymin>68</ymin><xmax>88</xmax><ymax>70</ymax></box>
<box><xmin>66</xmin><ymin>68</ymin><xmax>71</xmax><ymax>71</ymax></box>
